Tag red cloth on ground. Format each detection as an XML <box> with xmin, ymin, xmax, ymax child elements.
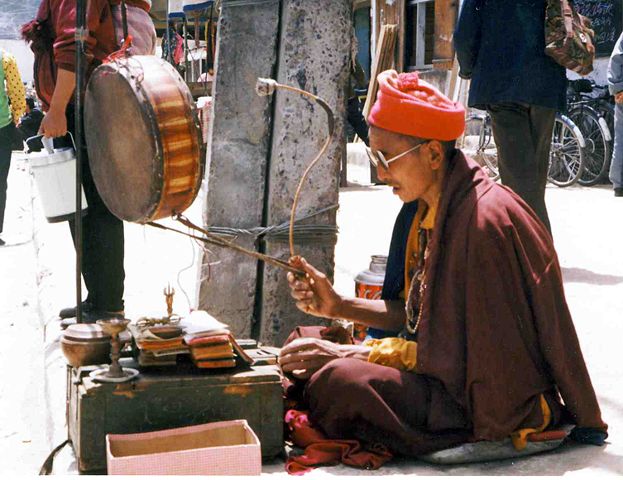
<box><xmin>284</xmin><ymin>410</ymin><xmax>392</xmax><ymax>475</ymax></box>
<box><xmin>367</xmin><ymin>69</ymin><xmax>465</xmax><ymax>140</ymax></box>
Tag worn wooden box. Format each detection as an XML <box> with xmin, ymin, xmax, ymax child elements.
<box><xmin>68</xmin><ymin>361</ymin><xmax>283</xmax><ymax>473</ymax></box>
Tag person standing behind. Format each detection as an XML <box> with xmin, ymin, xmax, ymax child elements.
<box><xmin>22</xmin><ymin>0</ymin><xmax>155</xmax><ymax>320</ymax></box>
<box><xmin>347</xmin><ymin>57</ymin><xmax>370</xmax><ymax>147</ymax></box>
<box><xmin>0</xmin><ymin>49</ymin><xmax>26</xmax><ymax>247</ymax></box>
<box><xmin>454</xmin><ymin>0</ymin><xmax>567</xmax><ymax>234</ymax></box>
<box><xmin>607</xmin><ymin>32</ymin><xmax>623</xmax><ymax>197</ymax></box>
<box><xmin>18</xmin><ymin>97</ymin><xmax>44</xmax><ymax>141</ymax></box>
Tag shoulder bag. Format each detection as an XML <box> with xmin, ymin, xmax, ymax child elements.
<box><xmin>544</xmin><ymin>0</ymin><xmax>595</xmax><ymax>76</ymax></box>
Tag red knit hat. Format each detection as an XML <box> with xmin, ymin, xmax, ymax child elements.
<box><xmin>368</xmin><ymin>70</ymin><xmax>465</xmax><ymax>141</ymax></box>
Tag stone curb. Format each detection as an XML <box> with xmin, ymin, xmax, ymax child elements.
<box><xmin>27</xmin><ymin>156</ymin><xmax>78</xmax><ymax>473</ymax></box>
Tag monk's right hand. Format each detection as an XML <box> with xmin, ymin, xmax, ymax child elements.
<box><xmin>287</xmin><ymin>256</ymin><xmax>342</xmax><ymax>318</ymax></box>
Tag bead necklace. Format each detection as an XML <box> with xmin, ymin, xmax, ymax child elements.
<box><xmin>405</xmin><ymin>228</ymin><xmax>430</xmax><ymax>335</ymax></box>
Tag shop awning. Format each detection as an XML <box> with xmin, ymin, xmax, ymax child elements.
<box><xmin>162</xmin><ymin>0</ymin><xmax>215</xmax><ymax>19</ymax></box>
<box><xmin>168</xmin><ymin>0</ymin><xmax>185</xmax><ymax>18</ymax></box>
<box><xmin>183</xmin><ymin>0</ymin><xmax>214</xmax><ymax>14</ymax></box>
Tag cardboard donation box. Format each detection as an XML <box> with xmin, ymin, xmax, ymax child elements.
<box><xmin>106</xmin><ymin>419</ymin><xmax>261</xmax><ymax>475</ymax></box>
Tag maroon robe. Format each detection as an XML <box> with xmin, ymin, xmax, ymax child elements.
<box><xmin>304</xmin><ymin>151</ymin><xmax>606</xmax><ymax>455</ymax></box>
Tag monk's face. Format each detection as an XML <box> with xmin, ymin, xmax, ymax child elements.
<box><xmin>369</xmin><ymin>126</ymin><xmax>445</xmax><ymax>204</ymax></box>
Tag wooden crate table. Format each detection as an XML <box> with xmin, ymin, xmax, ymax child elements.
<box><xmin>67</xmin><ymin>359</ymin><xmax>284</xmax><ymax>473</ymax></box>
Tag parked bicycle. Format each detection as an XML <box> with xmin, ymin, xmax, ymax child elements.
<box><xmin>566</xmin><ymin>79</ymin><xmax>613</xmax><ymax>186</ymax></box>
<box><xmin>458</xmin><ymin>111</ymin><xmax>585</xmax><ymax>187</ymax></box>
<box><xmin>587</xmin><ymin>83</ymin><xmax>615</xmax><ymax>136</ymax></box>
<box><xmin>548</xmin><ymin>113</ymin><xmax>586</xmax><ymax>187</ymax></box>
<box><xmin>460</xmin><ymin>113</ymin><xmax>500</xmax><ymax>181</ymax></box>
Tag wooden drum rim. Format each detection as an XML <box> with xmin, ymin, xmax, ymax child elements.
<box><xmin>85</xmin><ymin>55</ymin><xmax>204</xmax><ymax>223</ymax></box>
<box><xmin>132</xmin><ymin>57</ymin><xmax>204</xmax><ymax>221</ymax></box>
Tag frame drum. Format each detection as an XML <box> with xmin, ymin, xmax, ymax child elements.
<box><xmin>85</xmin><ymin>55</ymin><xmax>203</xmax><ymax>223</ymax></box>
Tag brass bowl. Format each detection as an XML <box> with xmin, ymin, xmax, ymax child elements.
<box><xmin>148</xmin><ymin>325</ymin><xmax>183</xmax><ymax>339</ymax></box>
<box><xmin>97</xmin><ymin>318</ymin><xmax>130</xmax><ymax>337</ymax></box>
<box><xmin>60</xmin><ymin>337</ymin><xmax>111</xmax><ymax>367</ymax></box>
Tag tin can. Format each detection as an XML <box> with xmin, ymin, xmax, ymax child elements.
<box><xmin>353</xmin><ymin>255</ymin><xmax>387</xmax><ymax>342</ymax></box>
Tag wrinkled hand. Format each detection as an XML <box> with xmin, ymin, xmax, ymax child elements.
<box><xmin>287</xmin><ymin>256</ymin><xmax>342</xmax><ymax>318</ymax></box>
<box><xmin>279</xmin><ymin>337</ymin><xmax>363</xmax><ymax>380</ymax></box>
<box><xmin>615</xmin><ymin>92</ymin><xmax>623</xmax><ymax>104</ymax></box>
<box><xmin>39</xmin><ymin>108</ymin><xmax>67</xmax><ymax>138</ymax></box>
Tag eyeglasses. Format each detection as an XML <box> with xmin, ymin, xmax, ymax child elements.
<box><xmin>364</xmin><ymin>141</ymin><xmax>428</xmax><ymax>170</ymax></box>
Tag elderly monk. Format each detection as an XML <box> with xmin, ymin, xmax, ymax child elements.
<box><xmin>280</xmin><ymin>70</ymin><xmax>607</xmax><ymax>457</ymax></box>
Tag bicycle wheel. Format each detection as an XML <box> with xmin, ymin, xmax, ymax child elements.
<box><xmin>568</xmin><ymin>105</ymin><xmax>610</xmax><ymax>186</ymax></box>
<box><xmin>548</xmin><ymin>115</ymin><xmax>585</xmax><ymax>187</ymax></box>
<box><xmin>459</xmin><ymin>115</ymin><xmax>500</xmax><ymax>181</ymax></box>
<box><xmin>593</xmin><ymin>100</ymin><xmax>615</xmax><ymax>176</ymax></box>
<box><xmin>595</xmin><ymin>101</ymin><xmax>614</xmax><ymax>133</ymax></box>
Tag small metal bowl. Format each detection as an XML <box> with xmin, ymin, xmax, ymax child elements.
<box><xmin>60</xmin><ymin>337</ymin><xmax>111</xmax><ymax>367</ymax></box>
<box><xmin>63</xmin><ymin>323</ymin><xmax>111</xmax><ymax>342</ymax></box>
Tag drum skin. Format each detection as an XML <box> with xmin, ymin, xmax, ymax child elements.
<box><xmin>84</xmin><ymin>55</ymin><xmax>204</xmax><ymax>223</ymax></box>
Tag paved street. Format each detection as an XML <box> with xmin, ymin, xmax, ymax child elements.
<box><xmin>0</xmin><ymin>154</ymin><xmax>622</xmax><ymax>475</ymax></box>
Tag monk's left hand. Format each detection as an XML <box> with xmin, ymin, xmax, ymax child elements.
<box><xmin>278</xmin><ymin>337</ymin><xmax>370</xmax><ymax>380</ymax></box>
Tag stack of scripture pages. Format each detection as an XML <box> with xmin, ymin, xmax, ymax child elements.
<box><xmin>181</xmin><ymin>311</ymin><xmax>254</xmax><ymax>369</ymax></box>
<box><xmin>129</xmin><ymin>323</ymin><xmax>190</xmax><ymax>367</ymax></box>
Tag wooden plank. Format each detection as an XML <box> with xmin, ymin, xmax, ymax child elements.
<box><xmin>373</xmin><ymin>0</ymin><xmax>405</xmax><ymax>72</ymax></box>
<box><xmin>433</xmin><ymin>0</ymin><xmax>459</xmax><ymax>70</ymax></box>
<box><xmin>416</xmin><ymin>2</ymin><xmax>427</xmax><ymax>67</ymax></box>
<box><xmin>362</xmin><ymin>24</ymin><xmax>398</xmax><ymax>119</ymax></box>
<box><xmin>393</xmin><ymin>0</ymin><xmax>406</xmax><ymax>72</ymax></box>
<box><xmin>446</xmin><ymin>56</ymin><xmax>460</xmax><ymax>101</ymax></box>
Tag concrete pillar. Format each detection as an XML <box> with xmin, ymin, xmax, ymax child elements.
<box><xmin>258</xmin><ymin>0</ymin><xmax>352</xmax><ymax>345</ymax></box>
<box><xmin>197</xmin><ymin>0</ymin><xmax>281</xmax><ymax>338</ymax></box>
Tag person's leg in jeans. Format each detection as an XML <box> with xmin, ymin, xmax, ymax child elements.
<box><xmin>0</xmin><ymin>124</ymin><xmax>12</xmax><ymax>241</ymax></box>
<box><xmin>608</xmin><ymin>102</ymin><xmax>623</xmax><ymax>194</ymax></box>
<box><xmin>487</xmin><ymin>103</ymin><xmax>555</xmax><ymax>233</ymax></box>
<box><xmin>65</xmin><ymin>106</ymin><xmax>125</xmax><ymax>314</ymax></box>
<box><xmin>67</xmin><ymin>157</ymin><xmax>125</xmax><ymax>312</ymax></box>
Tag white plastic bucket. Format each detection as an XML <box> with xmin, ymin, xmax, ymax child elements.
<box><xmin>29</xmin><ymin>136</ymin><xmax>88</xmax><ymax>223</ymax></box>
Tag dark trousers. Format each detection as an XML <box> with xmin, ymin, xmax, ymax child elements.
<box><xmin>347</xmin><ymin>96</ymin><xmax>369</xmax><ymax>146</ymax></box>
<box><xmin>0</xmin><ymin>124</ymin><xmax>12</xmax><ymax>234</ymax></box>
<box><xmin>65</xmin><ymin>105</ymin><xmax>125</xmax><ymax>311</ymax></box>
<box><xmin>486</xmin><ymin>103</ymin><xmax>556</xmax><ymax>233</ymax></box>
<box><xmin>346</xmin><ymin>96</ymin><xmax>381</xmax><ymax>184</ymax></box>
